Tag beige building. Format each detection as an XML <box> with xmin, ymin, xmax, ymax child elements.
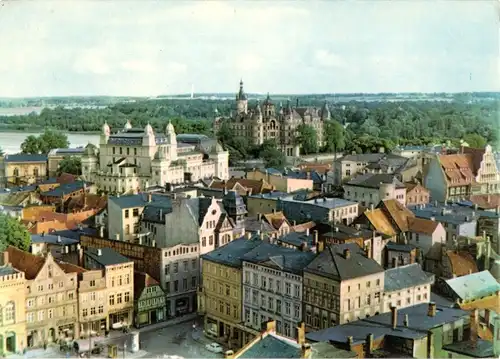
<box><xmin>0</xmin><ymin>252</ymin><xmax>27</xmax><ymax>355</ymax></box>
<box><xmin>5</xmin><ymin>246</ymin><xmax>81</xmax><ymax>348</ymax></box>
<box><xmin>82</xmin><ymin>248</ymin><xmax>134</xmax><ymax>330</ymax></box>
<box><xmin>343</xmin><ymin>173</ymin><xmax>407</xmax><ymax>208</ymax></box>
<box><xmin>81</xmin><ymin>120</ymin><xmax>229</xmax><ymax>194</ymax></box>
<box><xmin>214</xmin><ymin>80</ymin><xmax>327</xmax><ymax>156</ymax></box>
<box><xmin>246</xmin><ymin>169</ymin><xmax>313</xmax><ymax>193</ymax></box>
<box><xmin>303</xmin><ymin>243</ymin><xmax>385</xmax><ymax>331</ymax></box>
<box><xmin>47</xmin><ymin>148</ymin><xmax>85</xmax><ymax>177</ymax></box>
<box><xmin>76</xmin><ymin>269</ymin><xmax>108</xmax><ymax>337</ymax></box>
<box><xmin>0</xmin><ymin>154</ymin><xmax>48</xmax><ymax>186</ymax></box>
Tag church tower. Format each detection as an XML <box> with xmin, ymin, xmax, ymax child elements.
<box><xmin>236</xmin><ymin>79</ymin><xmax>248</xmax><ymax>114</ymax></box>
<box><xmin>165</xmin><ymin>121</ymin><xmax>178</xmax><ymax>161</ymax></box>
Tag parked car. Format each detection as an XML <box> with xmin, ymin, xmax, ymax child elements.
<box><xmin>205</xmin><ymin>343</ymin><xmax>223</xmax><ymax>353</ymax></box>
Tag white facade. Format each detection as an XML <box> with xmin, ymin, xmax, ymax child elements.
<box><xmin>81</xmin><ymin>121</ymin><xmax>229</xmax><ymax>194</ymax></box>
<box><xmin>242</xmin><ymin>262</ymin><xmax>303</xmax><ymax>338</ymax></box>
<box><xmin>344</xmin><ymin>182</ymin><xmax>406</xmax><ymax>208</ymax></box>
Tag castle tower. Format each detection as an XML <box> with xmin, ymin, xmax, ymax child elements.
<box><xmin>236</xmin><ymin>79</ymin><xmax>248</xmax><ymax>114</ymax></box>
<box><xmin>100</xmin><ymin>122</ymin><xmax>110</xmax><ymax>145</ymax></box>
<box><xmin>320</xmin><ymin>100</ymin><xmax>331</xmax><ymax>120</ymax></box>
<box><xmin>165</xmin><ymin>121</ymin><xmax>178</xmax><ymax>161</ymax></box>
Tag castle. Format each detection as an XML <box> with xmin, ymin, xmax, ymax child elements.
<box><xmin>213</xmin><ymin>80</ymin><xmax>329</xmax><ymax>156</ymax></box>
<box><xmin>81</xmin><ymin>121</ymin><xmax>229</xmax><ymax>194</ymax></box>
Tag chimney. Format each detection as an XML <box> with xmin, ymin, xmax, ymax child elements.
<box><xmin>306</xmin><ymin>228</ymin><xmax>310</xmax><ymax>236</ymax></box>
<box><xmin>301</xmin><ymin>344</ymin><xmax>312</xmax><ymax>359</ymax></box>
<box><xmin>97</xmin><ymin>249</ymin><xmax>102</xmax><ymax>256</ymax></box>
<box><xmin>427</xmin><ymin>302</ymin><xmax>436</xmax><ymax>317</ymax></box>
<box><xmin>260</xmin><ymin>232</ymin><xmax>264</xmax><ymax>241</ymax></box>
<box><xmin>313</xmin><ymin>230</ymin><xmax>319</xmax><ymax>246</ymax></box>
<box><xmin>355</xmin><ymin>223</ymin><xmax>361</xmax><ymax>230</ymax></box>
<box><xmin>300</xmin><ymin>242</ymin><xmax>307</xmax><ymax>252</ymax></box>
<box><xmin>147</xmin><ymin>193</ymin><xmax>152</xmax><ymax>203</ymax></box>
<box><xmin>366</xmin><ymin>333</ymin><xmax>374</xmax><ymax>355</ymax></box>
<box><xmin>257</xmin><ymin>213</ymin><xmax>262</xmax><ymax>221</ymax></box>
<box><xmin>470</xmin><ymin>309</ymin><xmax>478</xmax><ymax>343</ymax></box>
<box><xmin>335</xmin><ymin>227</ymin><xmax>339</xmax><ymax>232</ymax></box>
<box><xmin>430</xmin><ymin>216</ymin><xmax>435</xmax><ymax>221</ymax></box>
<box><xmin>272</xmin><ymin>209</ymin><xmax>276</xmax><ymax>214</ymax></box>
<box><xmin>246</xmin><ymin>232</ymin><xmax>252</xmax><ymax>240</ymax></box>
<box><xmin>370</xmin><ymin>204</ymin><xmax>374</xmax><ymax>211</ymax></box>
<box><xmin>391</xmin><ymin>306</ymin><xmax>398</xmax><ymax>329</ymax></box>
<box><xmin>343</xmin><ymin>248</ymin><xmax>351</xmax><ymax>259</ymax></box>
<box><xmin>99</xmin><ymin>226</ymin><xmax>104</xmax><ymax>238</ymax></box>
<box><xmin>265</xmin><ymin>320</ymin><xmax>276</xmax><ymax>333</ymax></box>
<box><xmin>152</xmin><ymin>240</ymin><xmax>156</xmax><ymax>247</ymax></box>
<box><xmin>403</xmin><ymin>314</ymin><xmax>409</xmax><ymax>327</ymax></box>
<box><xmin>474</xmin><ymin>203</ymin><xmax>478</xmax><ymax>210</ymax></box>
<box><xmin>224</xmin><ymin>350</ymin><xmax>235</xmax><ymax>359</ymax></box>
<box><xmin>296</xmin><ymin>322</ymin><xmax>306</xmax><ymax>345</ymax></box>
<box><xmin>317</xmin><ymin>239</ymin><xmax>325</xmax><ymax>253</ymax></box>
<box><xmin>296</xmin><ymin>98</ymin><xmax>299</xmax><ymax>108</ymax></box>
<box><xmin>346</xmin><ymin>336</ymin><xmax>353</xmax><ymax>350</ymax></box>
<box><xmin>293</xmin><ymin>220</ymin><xmax>297</xmax><ymax>226</ymax></box>
<box><xmin>57</xmin><ymin>235</ymin><xmax>61</xmax><ymax>243</ymax></box>
<box><xmin>78</xmin><ymin>245</ymin><xmax>84</xmax><ymax>267</ymax></box>
<box><xmin>115</xmin><ymin>233</ymin><xmax>120</xmax><ymax>241</ymax></box>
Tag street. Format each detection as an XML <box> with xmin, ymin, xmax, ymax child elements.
<box><xmin>139</xmin><ymin>321</ymin><xmax>224</xmax><ymax>358</ymax></box>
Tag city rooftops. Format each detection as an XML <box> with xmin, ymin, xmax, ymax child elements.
<box><xmin>305</xmin><ymin>242</ymin><xmax>384</xmax><ymax>280</ymax></box>
<box><xmin>242</xmin><ymin>241</ymin><xmax>315</xmax><ymax>275</ymax></box>
<box><xmin>0</xmin><ymin>265</ymin><xmax>21</xmax><ymax>277</ymax></box>
<box><xmin>31</xmin><ymin>233</ymin><xmax>79</xmax><ymax>246</ymax></box>
<box><xmin>201</xmin><ymin>236</ymin><xmax>262</xmax><ymax>268</ymax></box>
<box><xmin>306</xmin><ymin>303</ymin><xmax>469</xmax><ymax>345</ymax></box>
<box><xmin>281</xmin><ymin>195</ymin><xmax>357</xmax><ymax>209</ymax></box>
<box><xmin>40</xmin><ymin>181</ymin><xmax>88</xmax><ymax>197</ymax></box>
<box><xmin>345</xmin><ymin>173</ymin><xmax>406</xmax><ymax>189</ymax></box>
<box><xmin>385</xmin><ymin>241</ymin><xmax>417</xmax><ymax>253</ymax></box>
<box><xmin>85</xmin><ymin>247</ymin><xmax>131</xmax><ymax>267</ymax></box>
<box><xmin>48</xmin><ymin>147</ymin><xmax>85</xmax><ymax>156</ymax></box>
<box><xmin>322</xmin><ymin>224</ymin><xmax>379</xmax><ymax>241</ymax></box>
<box><xmin>444</xmin><ymin>270</ymin><xmax>500</xmax><ymax>301</ymax></box>
<box><xmin>109</xmin><ymin>192</ymin><xmax>171</xmax><ymax>209</ymax></box>
<box><xmin>384</xmin><ymin>263</ymin><xmax>435</xmax><ymax>293</ymax></box>
<box><xmin>3</xmin><ymin>154</ymin><xmax>48</xmax><ymax>163</ymax></box>
<box><xmin>409</xmin><ymin>202</ymin><xmax>499</xmax><ymax>224</ymax></box>
<box><xmin>237</xmin><ymin>332</ymin><xmax>301</xmax><ymax>358</ymax></box>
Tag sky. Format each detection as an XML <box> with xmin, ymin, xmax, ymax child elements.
<box><xmin>0</xmin><ymin>1</ymin><xmax>498</xmax><ymax>96</ymax></box>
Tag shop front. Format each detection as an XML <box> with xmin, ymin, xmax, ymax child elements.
<box><xmin>109</xmin><ymin>310</ymin><xmax>132</xmax><ymax>330</ymax></box>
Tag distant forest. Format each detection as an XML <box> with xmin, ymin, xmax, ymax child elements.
<box><xmin>0</xmin><ymin>94</ymin><xmax>498</xmax><ymax>155</ymax></box>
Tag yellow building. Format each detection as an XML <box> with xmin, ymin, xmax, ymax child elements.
<box><xmin>0</xmin><ymin>253</ymin><xmax>27</xmax><ymax>355</ymax></box>
<box><xmin>0</xmin><ymin>154</ymin><xmax>48</xmax><ymax>186</ymax></box>
<box><xmin>82</xmin><ymin>247</ymin><xmax>134</xmax><ymax>330</ymax></box>
<box><xmin>199</xmin><ymin>235</ymin><xmax>261</xmax><ymax>350</ymax></box>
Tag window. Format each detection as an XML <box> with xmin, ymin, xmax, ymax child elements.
<box><xmin>27</xmin><ymin>312</ymin><xmax>34</xmax><ymax>323</ymax></box>
<box><xmin>294</xmin><ymin>304</ymin><xmax>300</xmax><ymax>318</ymax></box>
<box><xmin>183</xmin><ymin>278</ymin><xmax>187</xmax><ymax>290</ymax></box>
<box><xmin>225</xmin><ymin>285</ymin><xmax>230</xmax><ymax>296</ymax></box>
<box><xmin>226</xmin><ymin>303</ymin><xmax>231</xmax><ymax>315</ymax></box>
<box><xmin>109</xmin><ymin>295</ymin><xmax>115</xmax><ymax>305</ymax></box>
<box><xmin>191</xmin><ymin>276</ymin><xmax>197</xmax><ymax>289</ymax></box>
<box><xmin>118</xmin><ymin>276</ymin><xmax>122</xmax><ymax>286</ymax></box>
<box><xmin>125</xmin><ymin>210</ymin><xmax>129</xmax><ymax>218</ymax></box>
<box><xmin>261</xmin><ymin>276</ymin><xmax>267</xmax><ymax>289</ymax></box>
<box><xmin>285</xmin><ymin>302</ymin><xmax>291</xmax><ymax>315</ymax></box>
<box><xmin>173</xmin><ymin>263</ymin><xmax>178</xmax><ymax>273</ymax></box>
<box><xmin>164</xmin><ymin>265</ymin><xmax>170</xmax><ymax>275</ymax></box>
<box><xmin>90</xmin><ymin>307</ymin><xmax>96</xmax><ymax>315</ymax></box>
<box><xmin>83</xmin><ymin>308</ymin><xmax>88</xmax><ymax>317</ymax></box>
<box><xmin>276</xmin><ymin>280</ymin><xmax>281</xmax><ymax>292</ymax></box>
<box><xmin>125</xmin><ymin>292</ymin><xmax>130</xmax><ymax>302</ymax></box>
<box><xmin>183</xmin><ymin>261</ymin><xmax>188</xmax><ymax>272</ymax></box>
<box><xmin>90</xmin><ymin>280</ymin><xmax>96</xmax><ymax>287</ymax></box>
<box><xmin>276</xmin><ymin>299</ymin><xmax>282</xmax><ymax>314</ymax></box>
<box><xmin>27</xmin><ymin>299</ymin><xmax>34</xmax><ymax>307</ymax></box>
<box><xmin>293</xmin><ymin>284</ymin><xmax>300</xmax><ymax>298</ymax></box>
<box><xmin>38</xmin><ymin>285</ymin><xmax>43</xmax><ymax>291</ymax></box>
<box><xmin>192</xmin><ymin>259</ymin><xmax>197</xmax><ymax>269</ymax></box>
<box><xmin>133</xmin><ymin>208</ymin><xmax>139</xmax><ymax>217</ymax></box>
<box><xmin>98</xmin><ymin>305</ymin><xmax>104</xmax><ymax>314</ymax></box>
<box><xmin>174</xmin><ymin>280</ymin><xmax>179</xmax><ymax>292</ymax></box>
<box><xmin>117</xmin><ymin>293</ymin><xmax>122</xmax><ymax>304</ymax></box>
<box><xmin>285</xmin><ymin>282</ymin><xmax>291</xmax><ymax>296</ymax></box>
<box><xmin>4</xmin><ymin>302</ymin><xmax>15</xmax><ymax>322</ymax></box>
<box><xmin>125</xmin><ymin>225</ymin><xmax>130</xmax><ymax>235</ymax></box>
<box><xmin>125</xmin><ymin>274</ymin><xmax>130</xmax><ymax>284</ymax></box>
<box><xmin>38</xmin><ymin>310</ymin><xmax>44</xmax><ymax>321</ymax></box>
<box><xmin>48</xmin><ymin>283</ymin><xmax>53</xmax><ymax>290</ymax></box>
<box><xmin>90</xmin><ymin>292</ymin><xmax>96</xmax><ymax>301</ymax></box>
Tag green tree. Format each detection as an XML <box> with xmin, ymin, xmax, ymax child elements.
<box><xmin>57</xmin><ymin>156</ymin><xmax>82</xmax><ymax>175</ymax></box>
<box><xmin>323</xmin><ymin>120</ymin><xmax>345</xmax><ymax>153</ymax></box>
<box><xmin>37</xmin><ymin>130</ymin><xmax>70</xmax><ymax>153</ymax></box>
<box><xmin>296</xmin><ymin>124</ymin><xmax>318</xmax><ymax>155</ymax></box>
<box><xmin>260</xmin><ymin>140</ymin><xmax>286</xmax><ymax>169</ymax></box>
<box><xmin>0</xmin><ymin>213</ymin><xmax>31</xmax><ymax>251</ymax></box>
<box><xmin>20</xmin><ymin>135</ymin><xmax>40</xmax><ymax>154</ymax></box>
<box><xmin>463</xmin><ymin>133</ymin><xmax>487</xmax><ymax>149</ymax></box>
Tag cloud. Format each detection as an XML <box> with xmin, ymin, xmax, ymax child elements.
<box><xmin>121</xmin><ymin>60</ymin><xmax>159</xmax><ymax>74</ymax></box>
<box><xmin>73</xmin><ymin>49</ymin><xmax>111</xmax><ymax>75</ymax></box>
<box><xmin>315</xmin><ymin>50</ymin><xmax>347</xmax><ymax>68</ymax></box>
<box><xmin>235</xmin><ymin>54</ymin><xmax>264</xmax><ymax>72</ymax></box>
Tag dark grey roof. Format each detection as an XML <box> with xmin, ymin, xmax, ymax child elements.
<box><xmin>306</xmin><ymin>303</ymin><xmax>469</xmax><ymax>344</ymax></box>
<box><xmin>286</xmin><ymin>170</ymin><xmax>324</xmax><ymax>185</ymax></box>
<box><xmin>31</xmin><ymin>233</ymin><xmax>79</xmax><ymax>246</ymax></box>
<box><xmin>0</xmin><ymin>265</ymin><xmax>21</xmax><ymax>276</ymax></box>
<box><xmin>242</xmin><ymin>242</ymin><xmax>315</xmax><ymax>275</ymax></box>
<box><xmin>141</xmin><ymin>201</ymin><xmax>173</xmax><ymax>223</ymax></box>
<box><xmin>85</xmin><ymin>247</ymin><xmax>131</xmax><ymax>266</ymax></box>
<box><xmin>410</xmin><ymin>202</ymin><xmax>499</xmax><ymax>225</ymax></box>
<box><xmin>345</xmin><ymin>173</ymin><xmax>406</xmax><ymax>189</ymax></box>
<box><xmin>41</xmin><ymin>181</ymin><xmax>88</xmax><ymax>197</ymax></box>
<box><xmin>442</xmin><ymin>340</ymin><xmax>494</xmax><ymax>358</ymax></box>
<box><xmin>384</xmin><ymin>263</ymin><xmax>434</xmax><ymax>292</ymax></box>
<box><xmin>305</xmin><ymin>243</ymin><xmax>384</xmax><ymax>280</ymax></box>
<box><xmin>184</xmin><ymin>197</ymin><xmax>214</xmax><ymax>226</ymax></box>
<box><xmin>278</xmin><ymin>232</ymin><xmax>313</xmax><ymax>247</ymax></box>
<box><xmin>109</xmin><ymin>193</ymin><xmax>171</xmax><ymax>210</ymax></box>
<box><xmin>4</xmin><ymin>154</ymin><xmax>48</xmax><ymax>163</ymax></box>
<box><xmin>51</xmin><ymin>228</ymin><xmax>99</xmax><ymax>240</ymax></box>
<box><xmin>243</xmin><ymin>217</ymin><xmax>276</xmax><ymax>233</ymax></box>
<box><xmin>201</xmin><ymin>236</ymin><xmax>262</xmax><ymax>268</ymax></box>
<box><xmin>385</xmin><ymin>241</ymin><xmax>417</xmax><ymax>253</ymax></box>
<box><xmin>323</xmin><ymin>224</ymin><xmax>377</xmax><ymax>241</ymax></box>
<box><xmin>52</xmin><ymin>147</ymin><xmax>85</xmax><ymax>155</ymax></box>
<box><xmin>239</xmin><ymin>333</ymin><xmax>300</xmax><ymax>358</ymax></box>
<box><xmin>222</xmin><ymin>190</ymin><xmax>247</xmax><ymax>217</ymax></box>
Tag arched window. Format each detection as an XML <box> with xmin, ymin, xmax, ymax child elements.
<box><xmin>4</xmin><ymin>301</ymin><xmax>15</xmax><ymax>323</ymax></box>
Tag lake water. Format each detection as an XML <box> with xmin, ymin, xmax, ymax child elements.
<box><xmin>0</xmin><ymin>131</ymin><xmax>100</xmax><ymax>154</ymax></box>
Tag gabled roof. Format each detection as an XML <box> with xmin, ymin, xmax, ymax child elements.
<box><xmin>66</xmin><ymin>193</ymin><xmax>107</xmax><ymax>212</ymax></box>
<box><xmin>361</xmin><ymin>209</ymin><xmax>397</xmax><ymax>236</ymax></box>
<box><xmin>85</xmin><ymin>247</ymin><xmax>131</xmax><ymax>267</ymax></box>
<box><xmin>445</xmin><ymin>250</ymin><xmax>479</xmax><ymax>277</ymax></box>
<box><xmin>134</xmin><ymin>271</ymin><xmax>162</xmax><ymax>300</ymax></box>
<box><xmin>407</xmin><ymin>217</ymin><xmax>440</xmax><ymax>235</ymax></box>
<box><xmin>109</xmin><ymin>193</ymin><xmax>171</xmax><ymax>210</ymax></box>
<box><xmin>263</xmin><ymin>211</ymin><xmax>290</xmax><ymax>230</ymax></box>
<box><xmin>5</xmin><ymin>246</ymin><xmax>46</xmax><ymax>279</ymax></box>
<box><xmin>305</xmin><ymin>242</ymin><xmax>384</xmax><ymax>280</ymax></box>
<box><xmin>377</xmin><ymin>199</ymin><xmax>415</xmax><ymax>232</ymax></box>
<box><xmin>384</xmin><ymin>263</ymin><xmax>434</xmax><ymax>292</ymax></box>
<box><xmin>437</xmin><ymin>153</ymin><xmax>476</xmax><ymax>186</ymax></box>
<box><xmin>201</xmin><ymin>236</ymin><xmax>262</xmax><ymax>268</ymax></box>
<box><xmin>41</xmin><ymin>181</ymin><xmax>87</xmax><ymax>197</ymax></box>
<box><xmin>345</xmin><ymin>173</ymin><xmax>406</xmax><ymax>189</ymax></box>
<box><xmin>444</xmin><ymin>270</ymin><xmax>500</xmax><ymax>300</ymax></box>
<box><xmin>210</xmin><ymin>177</ymin><xmax>274</xmax><ymax>195</ymax></box>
